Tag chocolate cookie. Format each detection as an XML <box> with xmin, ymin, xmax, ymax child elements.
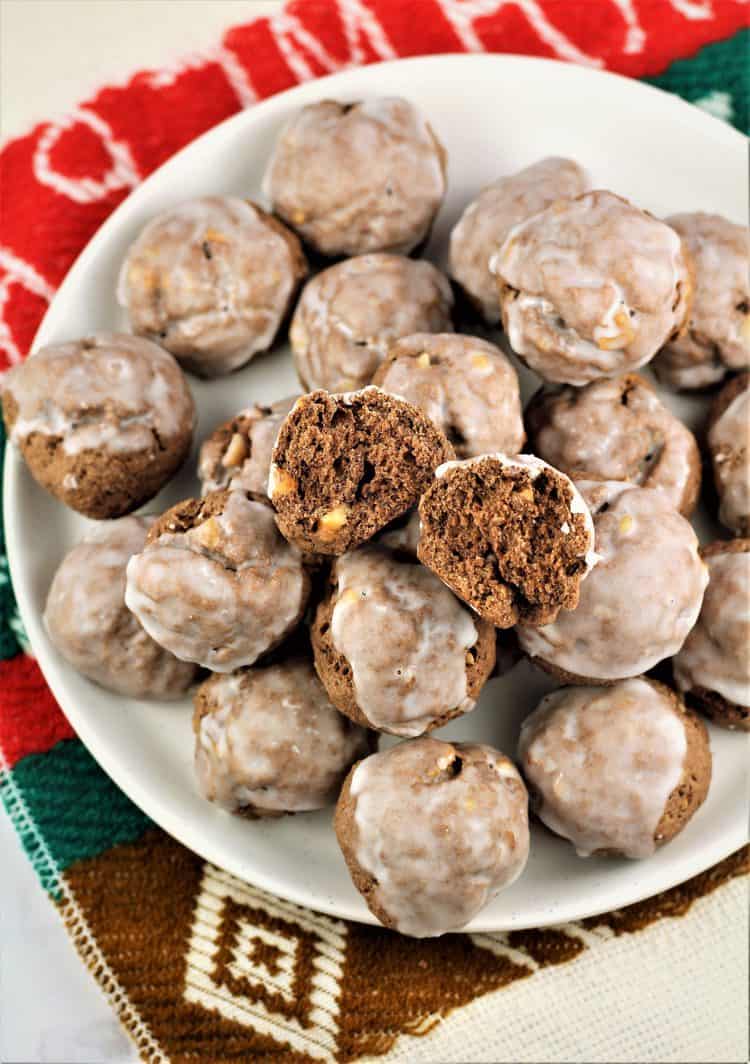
<box><xmin>193</xmin><ymin>658</ymin><xmax>374</xmax><ymax>818</ymax></box>
<box><xmin>492</xmin><ymin>191</ymin><xmax>693</xmax><ymax>385</ymax></box>
<box><xmin>1</xmin><ymin>332</ymin><xmax>194</xmax><ymax>519</ymax></box>
<box><xmin>654</xmin><ymin>212</ymin><xmax>749</xmax><ymax>390</ymax></box>
<box><xmin>673</xmin><ymin>539</ymin><xmax>750</xmax><ymax>731</ymax></box>
<box><xmin>118</xmin><ymin>197</ymin><xmax>307</xmax><ymax>377</ymax></box>
<box><xmin>125</xmin><ymin>490</ymin><xmax>310</xmax><ymax>671</ymax></box>
<box><xmin>519</xmin><ymin>678</ymin><xmax>711</xmax><ymax>858</ymax></box>
<box><xmin>372</xmin><ymin>333</ymin><xmax>525</xmax><ymax>457</ymax></box>
<box><xmin>707</xmin><ymin>371</ymin><xmax>749</xmax><ymax>536</ymax></box>
<box><xmin>449</xmin><ymin>156</ymin><xmax>589</xmax><ymax>324</ymax></box>
<box><xmin>417</xmin><ymin>454</ymin><xmax>597</xmax><ymax>629</ymax></box>
<box><xmin>269</xmin><ymin>388</ymin><xmax>453</xmax><ymax>555</ymax></box>
<box><xmin>44</xmin><ymin>517</ymin><xmax>196</xmax><ymax>698</ymax></box>
<box><xmin>263</xmin><ymin>97</ymin><xmax>446</xmax><ymax>257</ymax></box>
<box><xmin>334</xmin><ymin>738</ymin><xmax>529</xmax><ymax>937</ymax></box>
<box><xmin>290</xmin><ymin>253</ymin><xmax>454</xmax><ymax>393</ymax></box>
<box><xmin>311</xmin><ymin>544</ymin><xmax>495</xmax><ymax>736</ymax></box>
<box><xmin>525</xmin><ymin>373</ymin><xmax>701</xmax><ymax>516</ymax></box>
<box><xmin>198</xmin><ymin>396</ymin><xmax>298</xmax><ymax>497</ymax></box>
<box><xmin>518</xmin><ymin>480</ymin><xmax>708</xmax><ymax>683</ymax></box>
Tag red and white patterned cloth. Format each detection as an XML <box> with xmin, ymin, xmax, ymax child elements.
<box><xmin>0</xmin><ymin>0</ymin><xmax>747</xmax><ymax>373</ymax></box>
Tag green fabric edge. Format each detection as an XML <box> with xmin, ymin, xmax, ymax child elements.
<box><xmin>647</xmin><ymin>29</ymin><xmax>750</xmax><ymax>134</ymax></box>
<box><xmin>3</xmin><ymin>740</ymin><xmax>152</xmax><ymax>883</ymax></box>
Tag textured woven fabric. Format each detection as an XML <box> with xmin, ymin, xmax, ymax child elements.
<box><xmin>0</xmin><ymin>2</ymin><xmax>748</xmax><ymax>1061</ymax></box>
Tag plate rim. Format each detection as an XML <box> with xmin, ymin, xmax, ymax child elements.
<box><xmin>4</xmin><ymin>52</ymin><xmax>748</xmax><ymax>932</ymax></box>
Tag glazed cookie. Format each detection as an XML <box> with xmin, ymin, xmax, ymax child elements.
<box><xmin>118</xmin><ymin>197</ymin><xmax>307</xmax><ymax>377</ymax></box>
<box><xmin>44</xmin><ymin>517</ymin><xmax>196</xmax><ymax>698</ymax></box>
<box><xmin>125</xmin><ymin>490</ymin><xmax>310</xmax><ymax>671</ymax></box>
<box><xmin>198</xmin><ymin>396</ymin><xmax>297</xmax><ymax>497</ymax></box>
<box><xmin>417</xmin><ymin>454</ymin><xmax>597</xmax><ymax>629</ymax></box>
<box><xmin>290</xmin><ymin>253</ymin><xmax>454</xmax><ymax>392</ymax></box>
<box><xmin>654</xmin><ymin>213</ymin><xmax>749</xmax><ymax>390</ymax></box>
<box><xmin>707</xmin><ymin>372</ymin><xmax>749</xmax><ymax>536</ymax></box>
<box><xmin>673</xmin><ymin>540</ymin><xmax>750</xmax><ymax>731</ymax></box>
<box><xmin>335</xmin><ymin>738</ymin><xmax>529</xmax><ymax>937</ymax></box>
<box><xmin>311</xmin><ymin>544</ymin><xmax>496</xmax><ymax>736</ymax></box>
<box><xmin>525</xmin><ymin>373</ymin><xmax>701</xmax><ymax>516</ymax></box>
<box><xmin>270</xmin><ymin>388</ymin><xmax>453</xmax><ymax>555</ymax></box>
<box><xmin>491</xmin><ymin>191</ymin><xmax>693</xmax><ymax>385</ymax></box>
<box><xmin>449</xmin><ymin>156</ymin><xmax>589</xmax><ymax>324</ymax></box>
<box><xmin>193</xmin><ymin>659</ymin><xmax>374</xmax><ymax>817</ymax></box>
<box><xmin>372</xmin><ymin>333</ymin><xmax>525</xmax><ymax>457</ymax></box>
<box><xmin>1</xmin><ymin>333</ymin><xmax>194</xmax><ymax>519</ymax></box>
<box><xmin>518</xmin><ymin>480</ymin><xmax>708</xmax><ymax>683</ymax></box>
<box><xmin>263</xmin><ymin>97</ymin><xmax>447</xmax><ymax>257</ymax></box>
<box><xmin>519</xmin><ymin>678</ymin><xmax>711</xmax><ymax>858</ymax></box>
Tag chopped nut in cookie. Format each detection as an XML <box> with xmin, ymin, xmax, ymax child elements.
<box><xmin>198</xmin><ymin>396</ymin><xmax>298</xmax><ymax>497</ymax></box>
<box><xmin>270</xmin><ymin>387</ymin><xmax>453</xmax><ymax>555</ymax></box>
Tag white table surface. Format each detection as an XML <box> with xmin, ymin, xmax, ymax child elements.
<box><xmin>0</xmin><ymin>4</ymin><xmax>747</xmax><ymax>1063</ymax></box>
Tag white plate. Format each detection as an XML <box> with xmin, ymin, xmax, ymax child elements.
<box><xmin>5</xmin><ymin>55</ymin><xmax>748</xmax><ymax>932</ymax></box>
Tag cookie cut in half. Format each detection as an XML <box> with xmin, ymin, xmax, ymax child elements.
<box><xmin>270</xmin><ymin>387</ymin><xmax>454</xmax><ymax>555</ymax></box>
<box><xmin>417</xmin><ymin>453</ymin><xmax>597</xmax><ymax>628</ymax></box>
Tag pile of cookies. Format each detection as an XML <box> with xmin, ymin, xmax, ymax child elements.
<box><xmin>3</xmin><ymin>95</ymin><xmax>748</xmax><ymax>939</ymax></box>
